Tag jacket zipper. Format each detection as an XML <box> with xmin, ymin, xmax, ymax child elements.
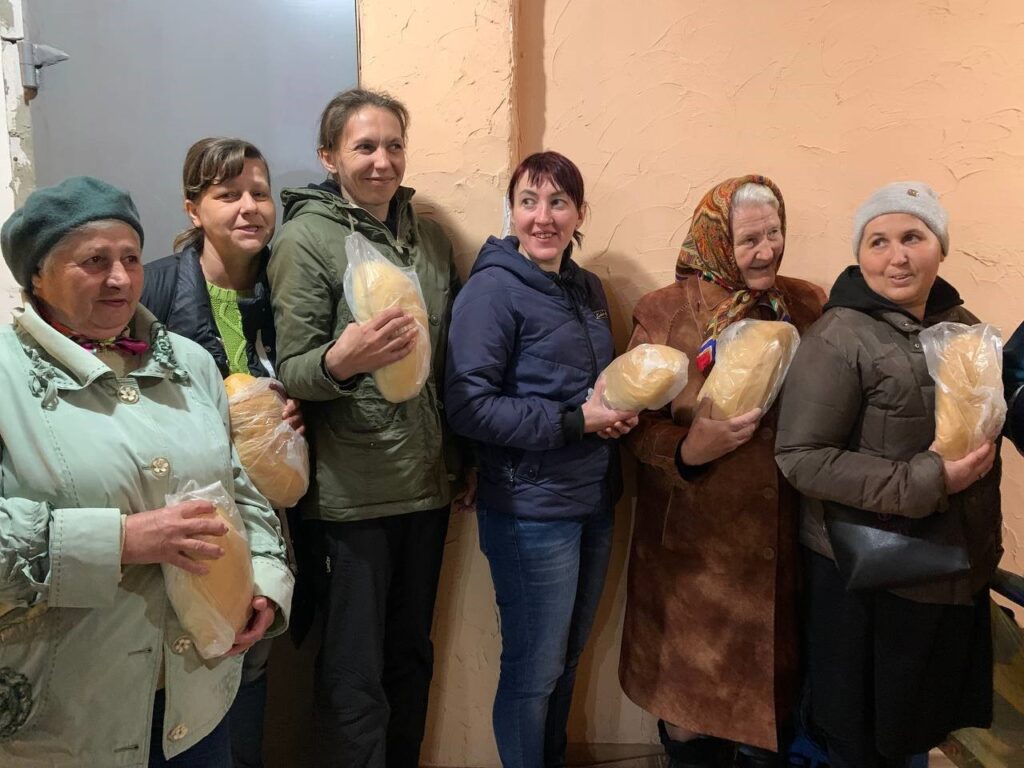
<box><xmin>564</xmin><ymin>282</ymin><xmax>599</xmax><ymax>385</ymax></box>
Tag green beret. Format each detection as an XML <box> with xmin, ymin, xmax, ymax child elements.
<box><xmin>1</xmin><ymin>176</ymin><xmax>144</xmax><ymax>288</ymax></box>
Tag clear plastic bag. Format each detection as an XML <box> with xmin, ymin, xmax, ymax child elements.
<box><xmin>162</xmin><ymin>481</ymin><xmax>254</xmax><ymax>660</ymax></box>
<box><xmin>921</xmin><ymin>322</ymin><xmax>1006</xmax><ymax>460</ymax></box>
<box><xmin>225</xmin><ymin>374</ymin><xmax>309</xmax><ymax>509</ymax></box>
<box><xmin>697</xmin><ymin>319</ymin><xmax>800</xmax><ymax>419</ymax></box>
<box><xmin>343</xmin><ymin>232</ymin><xmax>431</xmax><ymax>403</ymax></box>
<box><xmin>600</xmin><ymin>344</ymin><xmax>689</xmax><ymax>411</ymax></box>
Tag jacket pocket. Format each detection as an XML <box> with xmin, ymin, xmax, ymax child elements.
<box><xmin>0</xmin><ymin>608</ymin><xmax>63</xmax><ymax>740</ymax></box>
<box><xmin>329</xmin><ymin>384</ymin><xmax>401</xmax><ymax>435</ymax></box>
<box><xmin>515</xmin><ymin>450</ymin><xmax>543</xmax><ymax>485</ymax></box>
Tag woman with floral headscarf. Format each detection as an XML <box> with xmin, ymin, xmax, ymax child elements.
<box><xmin>618</xmin><ymin>176</ymin><xmax>823</xmax><ymax>767</ymax></box>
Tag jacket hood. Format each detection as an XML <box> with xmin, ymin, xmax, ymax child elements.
<box><xmin>279</xmin><ymin>182</ymin><xmax>414</xmax><ymax>227</ymax></box>
<box><xmin>824</xmin><ymin>265</ymin><xmax>963</xmax><ymax>322</ymax></box>
<box><xmin>470</xmin><ymin>236</ymin><xmax>584</xmax><ymax>297</ymax></box>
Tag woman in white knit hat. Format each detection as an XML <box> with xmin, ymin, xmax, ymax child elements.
<box><xmin>774</xmin><ymin>182</ymin><xmax>1000</xmax><ymax>768</ymax></box>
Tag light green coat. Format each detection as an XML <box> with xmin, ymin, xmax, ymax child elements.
<box><xmin>0</xmin><ymin>299</ymin><xmax>293</xmax><ymax>766</ymax></box>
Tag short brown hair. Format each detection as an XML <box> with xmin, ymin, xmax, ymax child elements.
<box><xmin>507</xmin><ymin>151</ymin><xmax>587</xmax><ymax>245</ymax></box>
<box><xmin>174</xmin><ymin>137</ymin><xmax>269</xmax><ymax>252</ymax></box>
<box><xmin>317</xmin><ymin>88</ymin><xmax>410</xmax><ymax>151</ymax></box>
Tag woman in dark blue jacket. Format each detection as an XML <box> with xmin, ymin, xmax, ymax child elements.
<box><xmin>445</xmin><ymin>152</ymin><xmax>637</xmax><ymax>767</ymax></box>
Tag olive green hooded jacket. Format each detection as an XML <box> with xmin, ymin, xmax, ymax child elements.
<box><xmin>268</xmin><ymin>184</ymin><xmax>461</xmax><ymax>521</ymax></box>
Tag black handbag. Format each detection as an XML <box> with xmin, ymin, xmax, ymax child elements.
<box><xmin>824</xmin><ymin>501</ymin><xmax>971</xmax><ymax>590</ymax></box>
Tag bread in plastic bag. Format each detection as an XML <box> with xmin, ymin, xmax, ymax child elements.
<box><xmin>225</xmin><ymin>373</ymin><xmax>309</xmax><ymax>508</ymax></box>
<box><xmin>921</xmin><ymin>322</ymin><xmax>1006</xmax><ymax>460</ymax></box>
<box><xmin>343</xmin><ymin>231</ymin><xmax>431</xmax><ymax>403</ymax></box>
<box><xmin>600</xmin><ymin>344</ymin><xmax>689</xmax><ymax>411</ymax></box>
<box><xmin>162</xmin><ymin>481</ymin><xmax>254</xmax><ymax>660</ymax></box>
<box><xmin>697</xmin><ymin>319</ymin><xmax>800</xmax><ymax>419</ymax></box>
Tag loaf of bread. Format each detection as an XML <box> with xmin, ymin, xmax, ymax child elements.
<box><xmin>601</xmin><ymin>344</ymin><xmax>689</xmax><ymax>411</ymax></box>
<box><xmin>698</xmin><ymin>320</ymin><xmax>800</xmax><ymax>419</ymax></box>
<box><xmin>926</xmin><ymin>324</ymin><xmax>1005</xmax><ymax>460</ymax></box>
<box><xmin>225</xmin><ymin>373</ymin><xmax>310</xmax><ymax>509</ymax></box>
<box><xmin>348</xmin><ymin>258</ymin><xmax>431</xmax><ymax>403</ymax></box>
<box><xmin>164</xmin><ymin>503</ymin><xmax>254</xmax><ymax>659</ymax></box>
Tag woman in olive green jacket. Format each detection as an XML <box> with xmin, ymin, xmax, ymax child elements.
<box><xmin>0</xmin><ymin>177</ymin><xmax>293</xmax><ymax>766</ymax></box>
<box><xmin>268</xmin><ymin>88</ymin><xmax>467</xmax><ymax>768</ymax></box>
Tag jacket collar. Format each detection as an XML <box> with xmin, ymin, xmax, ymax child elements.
<box><xmin>470</xmin><ymin>236</ymin><xmax>583</xmax><ymax>296</ymax></box>
<box><xmin>824</xmin><ymin>265</ymin><xmax>963</xmax><ymax>330</ymax></box>
<box><xmin>281</xmin><ymin>183</ymin><xmax>418</xmax><ymax>247</ymax></box>
<box><xmin>14</xmin><ymin>294</ymin><xmax>189</xmax><ymax>405</ymax></box>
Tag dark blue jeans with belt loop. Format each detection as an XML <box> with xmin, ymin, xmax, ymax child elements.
<box><xmin>477</xmin><ymin>503</ymin><xmax>615</xmax><ymax>768</ymax></box>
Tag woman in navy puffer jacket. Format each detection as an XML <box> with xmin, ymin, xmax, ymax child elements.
<box><xmin>445</xmin><ymin>152</ymin><xmax>638</xmax><ymax>767</ymax></box>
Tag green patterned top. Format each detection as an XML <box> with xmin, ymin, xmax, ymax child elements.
<box><xmin>206</xmin><ymin>282</ymin><xmax>249</xmax><ymax>375</ymax></box>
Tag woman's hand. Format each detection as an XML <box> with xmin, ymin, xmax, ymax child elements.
<box><xmin>679</xmin><ymin>398</ymin><xmax>761</xmax><ymax>466</ymax></box>
<box><xmin>267</xmin><ymin>380</ymin><xmax>306</xmax><ymax>435</ymax></box>
<box><xmin>598</xmin><ymin>415</ymin><xmax>639</xmax><ymax>440</ymax></box>
<box><xmin>453</xmin><ymin>468</ymin><xmax>478</xmax><ymax>513</ymax></box>
<box><xmin>324</xmin><ymin>306</ymin><xmax>418</xmax><ymax>381</ymax></box>
<box><xmin>282</xmin><ymin>398</ymin><xmax>305</xmax><ymax>434</ymax></box>
<box><xmin>582</xmin><ymin>378</ymin><xmax>639</xmax><ymax>434</ymax></box>
<box><xmin>225</xmin><ymin>596</ymin><xmax>276</xmax><ymax>656</ymax></box>
<box><xmin>121</xmin><ymin>501</ymin><xmax>228</xmax><ymax>575</ymax></box>
<box><xmin>935</xmin><ymin>441</ymin><xmax>996</xmax><ymax>495</ymax></box>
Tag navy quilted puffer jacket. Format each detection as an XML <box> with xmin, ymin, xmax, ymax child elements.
<box><xmin>444</xmin><ymin>235</ymin><xmax>621</xmax><ymax>519</ymax></box>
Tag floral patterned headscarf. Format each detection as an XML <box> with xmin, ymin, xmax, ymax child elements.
<box><xmin>676</xmin><ymin>174</ymin><xmax>791</xmax><ymax>372</ymax></box>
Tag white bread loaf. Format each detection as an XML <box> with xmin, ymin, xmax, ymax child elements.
<box><xmin>167</xmin><ymin>505</ymin><xmax>254</xmax><ymax>659</ymax></box>
<box><xmin>698</xmin><ymin>320</ymin><xmax>799</xmax><ymax>419</ymax></box>
<box><xmin>602</xmin><ymin>344</ymin><xmax>689</xmax><ymax>411</ymax></box>
<box><xmin>225</xmin><ymin>374</ymin><xmax>309</xmax><ymax>508</ymax></box>
<box><xmin>931</xmin><ymin>327</ymin><xmax>1004</xmax><ymax>460</ymax></box>
<box><xmin>348</xmin><ymin>259</ymin><xmax>431</xmax><ymax>403</ymax></box>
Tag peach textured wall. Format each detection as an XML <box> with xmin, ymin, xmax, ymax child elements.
<box><xmin>360</xmin><ymin>0</ymin><xmax>1024</xmax><ymax>764</ymax></box>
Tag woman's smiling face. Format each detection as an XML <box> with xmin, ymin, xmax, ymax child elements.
<box><xmin>858</xmin><ymin>212</ymin><xmax>943</xmax><ymax>318</ymax></box>
<box><xmin>510</xmin><ymin>174</ymin><xmax>584</xmax><ymax>272</ymax></box>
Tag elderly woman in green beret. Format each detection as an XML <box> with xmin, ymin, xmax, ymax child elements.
<box><xmin>0</xmin><ymin>176</ymin><xmax>293</xmax><ymax>767</ymax></box>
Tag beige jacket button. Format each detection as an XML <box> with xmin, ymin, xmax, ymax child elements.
<box><xmin>759</xmin><ymin>427</ymin><xmax>774</xmax><ymax>441</ymax></box>
<box><xmin>151</xmin><ymin>458</ymin><xmax>171</xmax><ymax>477</ymax></box>
<box><xmin>168</xmin><ymin>724</ymin><xmax>189</xmax><ymax>741</ymax></box>
<box><xmin>171</xmin><ymin>636</ymin><xmax>193</xmax><ymax>654</ymax></box>
<box><xmin>117</xmin><ymin>384</ymin><xmax>140</xmax><ymax>404</ymax></box>
<box><xmin>762</xmin><ymin>546</ymin><xmax>776</xmax><ymax>560</ymax></box>
<box><xmin>761</xmin><ymin>487</ymin><xmax>776</xmax><ymax>500</ymax></box>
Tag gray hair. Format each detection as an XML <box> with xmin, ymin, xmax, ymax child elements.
<box><xmin>732</xmin><ymin>182</ymin><xmax>780</xmax><ymax>211</ymax></box>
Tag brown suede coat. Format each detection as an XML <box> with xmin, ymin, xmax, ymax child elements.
<box><xmin>619</xmin><ymin>274</ymin><xmax>823</xmax><ymax>751</ymax></box>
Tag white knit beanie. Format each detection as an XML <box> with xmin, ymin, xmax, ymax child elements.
<box><xmin>852</xmin><ymin>181</ymin><xmax>949</xmax><ymax>258</ymax></box>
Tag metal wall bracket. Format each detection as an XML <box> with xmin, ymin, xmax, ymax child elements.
<box><xmin>18</xmin><ymin>40</ymin><xmax>68</xmax><ymax>92</ymax></box>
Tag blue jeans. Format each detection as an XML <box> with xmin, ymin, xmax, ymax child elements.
<box><xmin>149</xmin><ymin>689</ymin><xmax>231</xmax><ymax>767</ymax></box>
<box><xmin>477</xmin><ymin>505</ymin><xmax>614</xmax><ymax>768</ymax></box>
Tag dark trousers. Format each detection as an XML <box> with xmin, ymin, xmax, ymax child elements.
<box><xmin>311</xmin><ymin>507</ymin><xmax>450</xmax><ymax>768</ymax></box>
<box><xmin>227</xmin><ymin>638</ymin><xmax>273</xmax><ymax>768</ymax></box>
<box><xmin>804</xmin><ymin>549</ymin><xmax>991</xmax><ymax>768</ymax></box>
<box><xmin>149</xmin><ymin>690</ymin><xmax>231</xmax><ymax>768</ymax></box>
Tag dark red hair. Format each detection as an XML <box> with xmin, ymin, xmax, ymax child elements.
<box><xmin>507</xmin><ymin>151</ymin><xmax>586</xmax><ymax>244</ymax></box>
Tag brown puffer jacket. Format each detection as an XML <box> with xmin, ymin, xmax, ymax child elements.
<box><xmin>775</xmin><ymin>266</ymin><xmax>1002</xmax><ymax>605</ymax></box>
